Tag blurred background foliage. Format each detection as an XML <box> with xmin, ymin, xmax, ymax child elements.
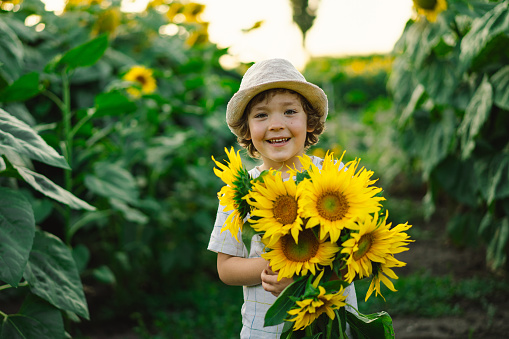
<box><xmin>0</xmin><ymin>0</ymin><xmax>508</xmax><ymax>338</ymax></box>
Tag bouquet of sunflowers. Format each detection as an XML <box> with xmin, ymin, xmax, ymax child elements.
<box><xmin>212</xmin><ymin>147</ymin><xmax>413</xmax><ymax>339</ymax></box>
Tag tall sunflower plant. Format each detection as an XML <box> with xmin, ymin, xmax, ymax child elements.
<box><xmin>212</xmin><ymin>147</ymin><xmax>413</xmax><ymax>339</ymax></box>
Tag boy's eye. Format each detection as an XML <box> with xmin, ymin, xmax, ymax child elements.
<box><xmin>285</xmin><ymin>109</ymin><xmax>297</xmax><ymax>115</ymax></box>
<box><xmin>254</xmin><ymin>113</ymin><xmax>267</xmax><ymax>119</ymax></box>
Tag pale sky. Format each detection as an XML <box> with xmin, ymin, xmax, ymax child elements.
<box><xmin>42</xmin><ymin>0</ymin><xmax>414</xmax><ymax>69</ymax></box>
<box><xmin>199</xmin><ymin>0</ymin><xmax>414</xmax><ymax>69</ymax></box>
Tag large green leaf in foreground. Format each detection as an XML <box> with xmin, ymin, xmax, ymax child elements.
<box><xmin>23</xmin><ymin>230</ymin><xmax>90</xmax><ymax>320</ymax></box>
<box><xmin>0</xmin><ymin>108</ymin><xmax>69</xmax><ymax>169</ymax></box>
<box><xmin>0</xmin><ymin>187</ymin><xmax>35</xmax><ymax>287</ymax></box>
<box><xmin>0</xmin><ymin>294</ymin><xmax>65</xmax><ymax>339</ymax></box>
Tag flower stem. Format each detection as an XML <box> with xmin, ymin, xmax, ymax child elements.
<box><xmin>326</xmin><ymin>315</ymin><xmax>333</xmax><ymax>338</ymax></box>
<box><xmin>305</xmin><ymin>325</ymin><xmax>313</xmax><ymax>337</ymax></box>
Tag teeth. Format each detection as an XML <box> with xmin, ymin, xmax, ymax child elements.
<box><xmin>268</xmin><ymin>138</ymin><xmax>289</xmax><ymax>144</ymax></box>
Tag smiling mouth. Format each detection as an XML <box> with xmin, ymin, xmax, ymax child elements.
<box><xmin>267</xmin><ymin>138</ymin><xmax>290</xmax><ymax>144</ymax></box>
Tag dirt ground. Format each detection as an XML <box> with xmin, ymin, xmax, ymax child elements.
<box><xmin>390</xmin><ymin>215</ymin><xmax>509</xmax><ymax>339</ymax></box>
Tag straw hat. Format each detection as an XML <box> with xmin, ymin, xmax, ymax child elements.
<box><xmin>226</xmin><ymin>58</ymin><xmax>328</xmax><ymax>137</ymax></box>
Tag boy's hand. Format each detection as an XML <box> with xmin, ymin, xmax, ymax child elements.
<box><xmin>261</xmin><ymin>263</ymin><xmax>293</xmax><ymax>297</ymax></box>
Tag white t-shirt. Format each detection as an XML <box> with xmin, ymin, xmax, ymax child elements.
<box><xmin>208</xmin><ymin>156</ymin><xmax>358</xmax><ymax>338</ymax></box>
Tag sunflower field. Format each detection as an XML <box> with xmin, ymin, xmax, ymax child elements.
<box><xmin>1</xmin><ymin>0</ymin><xmax>508</xmax><ymax>338</ymax></box>
<box><xmin>0</xmin><ymin>0</ymin><xmax>240</xmax><ymax>337</ymax></box>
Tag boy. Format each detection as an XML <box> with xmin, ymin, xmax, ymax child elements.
<box><xmin>208</xmin><ymin>59</ymin><xmax>357</xmax><ymax>338</ymax></box>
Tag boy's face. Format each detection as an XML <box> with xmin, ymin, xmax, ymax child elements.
<box><xmin>247</xmin><ymin>92</ymin><xmax>314</xmax><ymax>171</ymax></box>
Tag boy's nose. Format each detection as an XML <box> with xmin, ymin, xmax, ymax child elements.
<box><xmin>268</xmin><ymin>115</ymin><xmax>284</xmax><ymax>130</ymax></box>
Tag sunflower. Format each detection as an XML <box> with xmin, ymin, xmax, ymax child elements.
<box><xmin>212</xmin><ymin>147</ymin><xmax>251</xmax><ymax>242</ymax></box>
<box><xmin>91</xmin><ymin>8</ymin><xmax>121</xmax><ymax>38</ymax></box>
<box><xmin>123</xmin><ymin>65</ymin><xmax>157</xmax><ymax>98</ymax></box>
<box><xmin>262</xmin><ymin>228</ymin><xmax>339</xmax><ymax>281</ymax></box>
<box><xmin>247</xmin><ymin>170</ymin><xmax>303</xmax><ymax>246</ymax></box>
<box><xmin>341</xmin><ymin>212</ymin><xmax>413</xmax><ymax>283</ymax></box>
<box><xmin>298</xmin><ymin>151</ymin><xmax>384</xmax><ymax>242</ymax></box>
<box><xmin>287</xmin><ymin>285</ymin><xmax>347</xmax><ymax>331</ymax></box>
<box><xmin>365</xmin><ymin>257</ymin><xmax>406</xmax><ymax>301</ymax></box>
<box><xmin>413</xmin><ymin>0</ymin><xmax>448</xmax><ymax>23</ymax></box>
<box><xmin>182</xmin><ymin>2</ymin><xmax>206</xmax><ymax>23</ymax></box>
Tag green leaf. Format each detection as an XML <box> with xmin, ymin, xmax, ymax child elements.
<box><xmin>0</xmin><ymin>72</ymin><xmax>40</xmax><ymax>103</ymax></box>
<box><xmin>0</xmin><ymin>20</ymin><xmax>24</xmax><ymax>84</ymax></box>
<box><xmin>12</xmin><ymin>164</ymin><xmax>95</xmax><ymax>211</ymax></box>
<box><xmin>432</xmin><ymin>156</ymin><xmax>478</xmax><ymax>206</ymax></box>
<box><xmin>398</xmin><ymin>84</ymin><xmax>425</xmax><ymax>128</ymax></box>
<box><xmin>0</xmin><ymin>187</ymin><xmax>35</xmax><ymax>287</ymax></box>
<box><xmin>346</xmin><ymin>310</ymin><xmax>395</xmax><ymax>339</ymax></box>
<box><xmin>0</xmin><ymin>108</ymin><xmax>70</xmax><ymax>169</ymax></box>
<box><xmin>491</xmin><ymin>65</ymin><xmax>509</xmax><ymax>110</ymax></box>
<box><xmin>265</xmin><ymin>275</ymin><xmax>307</xmax><ymax>327</ymax></box>
<box><xmin>19</xmin><ymin>190</ymin><xmax>53</xmax><ymax>224</ymax></box>
<box><xmin>0</xmin><ymin>156</ymin><xmax>5</xmax><ymax>171</ymax></box>
<box><xmin>446</xmin><ymin>211</ymin><xmax>483</xmax><ymax>247</ymax></box>
<box><xmin>92</xmin><ymin>265</ymin><xmax>116</xmax><ymax>284</ymax></box>
<box><xmin>486</xmin><ymin>154</ymin><xmax>509</xmax><ymax>204</ymax></box>
<box><xmin>415</xmin><ymin>58</ymin><xmax>458</xmax><ymax>105</ymax></box>
<box><xmin>57</xmin><ymin>34</ymin><xmax>109</xmax><ymax>71</ymax></box>
<box><xmin>72</xmin><ymin>244</ymin><xmax>90</xmax><ymax>274</ymax></box>
<box><xmin>458</xmin><ymin>76</ymin><xmax>493</xmax><ymax>159</ymax></box>
<box><xmin>109</xmin><ymin>198</ymin><xmax>148</xmax><ymax>224</ymax></box>
<box><xmin>84</xmin><ymin>162</ymin><xmax>139</xmax><ymax>205</ymax></box>
<box><xmin>420</xmin><ymin>108</ymin><xmax>457</xmax><ymax>180</ymax></box>
<box><xmin>242</xmin><ymin>222</ymin><xmax>261</xmax><ymax>253</ymax></box>
<box><xmin>94</xmin><ymin>91</ymin><xmax>137</xmax><ymax>117</ymax></box>
<box><xmin>0</xmin><ymin>294</ymin><xmax>65</xmax><ymax>339</ymax></box>
<box><xmin>23</xmin><ymin>230</ymin><xmax>90</xmax><ymax>320</ymax></box>
<box><xmin>459</xmin><ymin>2</ymin><xmax>509</xmax><ymax>72</ymax></box>
<box><xmin>68</xmin><ymin>210</ymin><xmax>111</xmax><ymax>241</ymax></box>
<box><xmin>486</xmin><ymin>217</ymin><xmax>509</xmax><ymax>269</ymax></box>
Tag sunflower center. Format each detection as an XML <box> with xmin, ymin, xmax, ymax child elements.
<box><xmin>281</xmin><ymin>229</ymin><xmax>319</xmax><ymax>262</ymax></box>
<box><xmin>414</xmin><ymin>0</ymin><xmax>437</xmax><ymax>10</ymax></box>
<box><xmin>353</xmin><ymin>233</ymin><xmax>373</xmax><ymax>261</ymax></box>
<box><xmin>316</xmin><ymin>192</ymin><xmax>349</xmax><ymax>221</ymax></box>
<box><xmin>135</xmin><ymin>75</ymin><xmax>147</xmax><ymax>85</ymax></box>
<box><xmin>273</xmin><ymin>195</ymin><xmax>298</xmax><ymax>225</ymax></box>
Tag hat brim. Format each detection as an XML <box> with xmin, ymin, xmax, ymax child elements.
<box><xmin>226</xmin><ymin>80</ymin><xmax>328</xmax><ymax>137</ymax></box>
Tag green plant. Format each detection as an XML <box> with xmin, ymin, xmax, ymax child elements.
<box><xmin>356</xmin><ymin>271</ymin><xmax>509</xmax><ymax>318</ymax></box>
<box><xmin>0</xmin><ymin>0</ymin><xmax>241</xmax><ymax>336</ymax></box>
<box><xmin>388</xmin><ymin>0</ymin><xmax>509</xmax><ymax>270</ymax></box>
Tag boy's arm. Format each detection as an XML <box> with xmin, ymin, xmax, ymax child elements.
<box><xmin>217</xmin><ymin>253</ymin><xmax>293</xmax><ymax>297</ymax></box>
<box><xmin>217</xmin><ymin>252</ymin><xmax>268</xmax><ymax>286</ymax></box>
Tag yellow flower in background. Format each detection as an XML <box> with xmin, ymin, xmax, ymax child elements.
<box><xmin>0</xmin><ymin>0</ymin><xmax>22</xmax><ymax>5</ymax></box>
<box><xmin>182</xmin><ymin>2</ymin><xmax>205</xmax><ymax>23</ymax></box>
<box><xmin>185</xmin><ymin>22</ymin><xmax>209</xmax><ymax>47</ymax></box>
<box><xmin>310</xmin><ymin>147</ymin><xmax>325</xmax><ymax>158</ymax></box>
<box><xmin>212</xmin><ymin>147</ymin><xmax>251</xmax><ymax>242</ymax></box>
<box><xmin>65</xmin><ymin>0</ymin><xmax>102</xmax><ymax>10</ymax></box>
<box><xmin>147</xmin><ymin>0</ymin><xmax>165</xmax><ymax>9</ymax></box>
<box><xmin>247</xmin><ymin>171</ymin><xmax>303</xmax><ymax>247</ymax></box>
<box><xmin>262</xmin><ymin>228</ymin><xmax>339</xmax><ymax>281</ymax></box>
<box><xmin>166</xmin><ymin>2</ymin><xmax>184</xmax><ymax>22</ymax></box>
<box><xmin>298</xmin><ymin>151</ymin><xmax>384</xmax><ymax>242</ymax></box>
<box><xmin>287</xmin><ymin>285</ymin><xmax>347</xmax><ymax>331</ymax></box>
<box><xmin>91</xmin><ymin>7</ymin><xmax>121</xmax><ymax>38</ymax></box>
<box><xmin>123</xmin><ymin>65</ymin><xmax>157</xmax><ymax>98</ymax></box>
<box><xmin>341</xmin><ymin>212</ymin><xmax>412</xmax><ymax>283</ymax></box>
<box><xmin>331</xmin><ymin>144</ymin><xmax>342</xmax><ymax>156</ymax></box>
<box><xmin>413</xmin><ymin>0</ymin><xmax>448</xmax><ymax>22</ymax></box>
